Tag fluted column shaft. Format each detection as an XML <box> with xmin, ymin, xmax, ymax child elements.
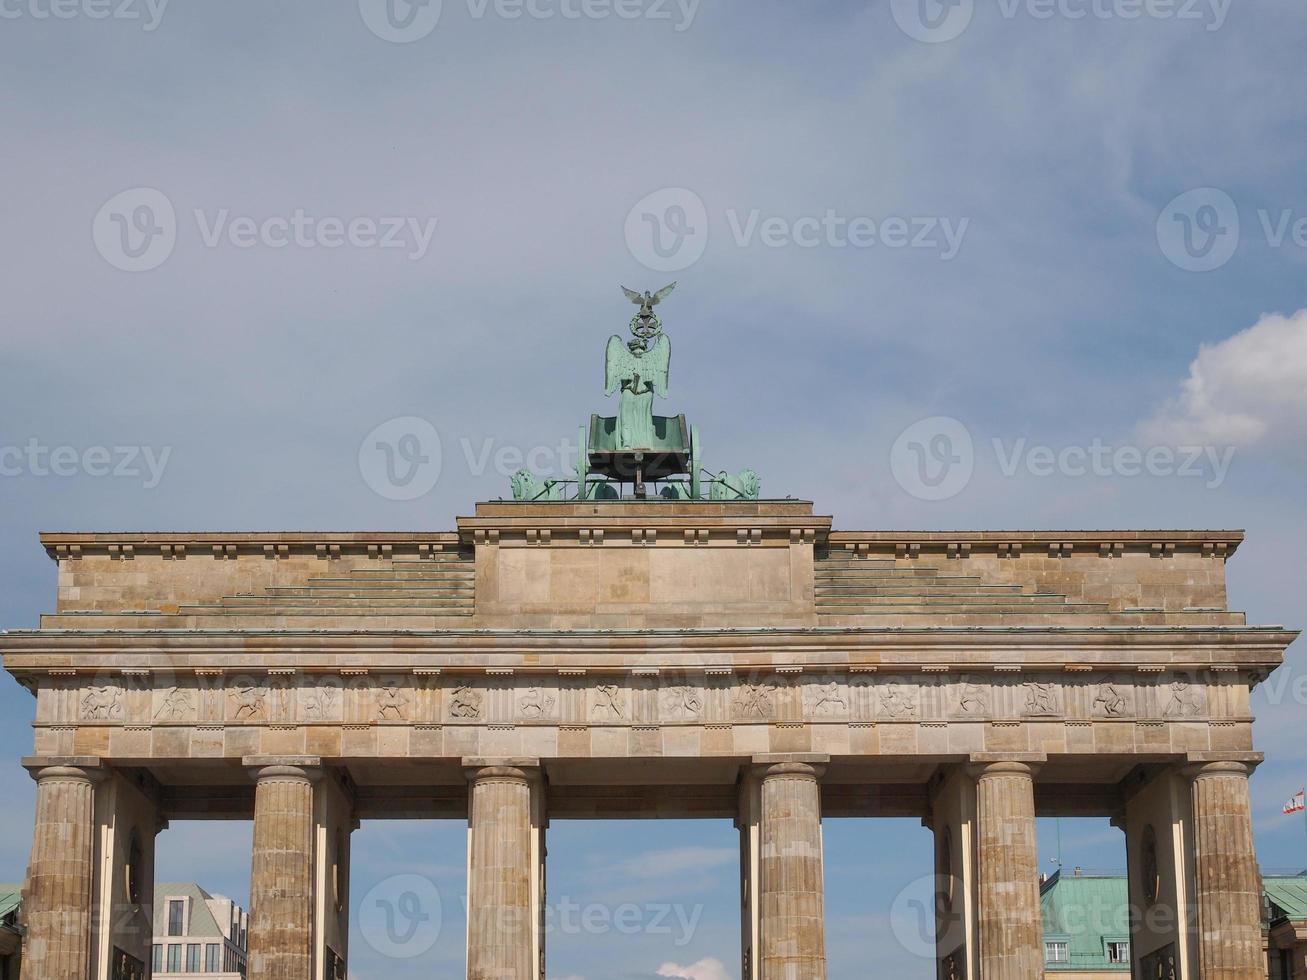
<box><xmin>24</xmin><ymin>765</ymin><xmax>101</xmax><ymax>980</ymax></box>
<box><xmin>758</xmin><ymin>762</ymin><xmax>826</xmax><ymax>980</ymax></box>
<box><xmin>973</xmin><ymin>762</ymin><xmax>1042</xmax><ymax>980</ymax></box>
<box><xmin>248</xmin><ymin>764</ymin><xmax>319</xmax><ymax>980</ymax></box>
<box><xmin>467</xmin><ymin>766</ymin><xmax>537</xmax><ymax>980</ymax></box>
<box><xmin>1190</xmin><ymin>761</ymin><xmax>1263</xmax><ymax>979</ymax></box>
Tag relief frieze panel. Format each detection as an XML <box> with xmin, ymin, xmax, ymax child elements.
<box><xmin>47</xmin><ymin>669</ymin><xmax>1239</xmax><ymax>733</ymax></box>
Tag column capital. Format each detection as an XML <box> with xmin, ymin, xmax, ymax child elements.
<box><xmin>750</xmin><ymin>753</ymin><xmax>829</xmax><ymax>782</ymax></box>
<box><xmin>755</xmin><ymin>761</ymin><xmax>826</xmax><ymax>781</ymax></box>
<box><xmin>23</xmin><ymin>757</ymin><xmax>106</xmax><ymax>784</ymax></box>
<box><xmin>967</xmin><ymin>758</ymin><xmax>1042</xmax><ymax>780</ymax></box>
<box><xmin>243</xmin><ymin>756</ymin><xmax>323</xmax><ymax>783</ymax></box>
<box><xmin>1184</xmin><ymin>759</ymin><xmax>1255</xmax><ymax>780</ymax></box>
<box><xmin>1182</xmin><ymin>751</ymin><xmax>1262</xmax><ymax>779</ymax></box>
<box><xmin>463</xmin><ymin>757</ymin><xmax>541</xmax><ymax>784</ymax></box>
<box><xmin>464</xmin><ymin>765</ymin><xmax>540</xmax><ymax>784</ymax></box>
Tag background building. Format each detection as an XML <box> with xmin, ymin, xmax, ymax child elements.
<box><xmin>152</xmin><ymin>883</ymin><xmax>248</xmax><ymax>979</ymax></box>
<box><xmin>1265</xmin><ymin>873</ymin><xmax>1307</xmax><ymax>980</ymax></box>
<box><xmin>0</xmin><ymin>885</ymin><xmax>20</xmax><ymax>980</ymax></box>
<box><xmin>1040</xmin><ymin>870</ymin><xmax>1132</xmax><ymax>978</ymax></box>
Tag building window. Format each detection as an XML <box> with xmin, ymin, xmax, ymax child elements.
<box><xmin>152</xmin><ymin>945</ymin><xmax>162</xmax><ymax>972</ymax></box>
<box><xmin>167</xmin><ymin>899</ymin><xmax>185</xmax><ymax>936</ymax></box>
<box><xmin>1046</xmin><ymin>941</ymin><xmax>1069</xmax><ymax>964</ymax></box>
<box><xmin>167</xmin><ymin>944</ymin><xmax>182</xmax><ymax>971</ymax></box>
<box><xmin>206</xmin><ymin>943</ymin><xmax>220</xmax><ymax>971</ymax></box>
<box><xmin>1107</xmin><ymin>940</ymin><xmax>1130</xmax><ymax>963</ymax></box>
<box><xmin>187</xmin><ymin>943</ymin><xmax>201</xmax><ymax>971</ymax></box>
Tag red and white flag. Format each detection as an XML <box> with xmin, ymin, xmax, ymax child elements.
<box><xmin>1284</xmin><ymin>790</ymin><xmax>1305</xmax><ymax>815</ymax></box>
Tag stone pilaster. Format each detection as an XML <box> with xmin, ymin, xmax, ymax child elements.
<box><xmin>248</xmin><ymin>762</ymin><xmax>321</xmax><ymax>980</ymax></box>
<box><xmin>466</xmin><ymin>763</ymin><xmax>545</xmax><ymax>980</ymax></box>
<box><xmin>23</xmin><ymin>763</ymin><xmax>103</xmax><ymax>980</ymax></box>
<box><xmin>1188</xmin><ymin>760</ymin><xmax>1264</xmax><ymax>979</ymax></box>
<box><xmin>928</xmin><ymin>767</ymin><xmax>978</xmax><ymax>978</ymax></box>
<box><xmin>972</xmin><ymin>761</ymin><xmax>1042</xmax><ymax>980</ymax></box>
<box><xmin>757</xmin><ymin>761</ymin><xmax>827</xmax><ymax>980</ymax></box>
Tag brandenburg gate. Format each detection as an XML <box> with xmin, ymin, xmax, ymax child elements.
<box><xmin>1</xmin><ymin>288</ymin><xmax>1295</xmax><ymax>980</ymax></box>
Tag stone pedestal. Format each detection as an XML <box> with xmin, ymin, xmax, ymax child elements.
<box><xmin>755</xmin><ymin>761</ymin><xmax>827</xmax><ymax>980</ymax></box>
<box><xmin>248</xmin><ymin>763</ymin><xmax>320</xmax><ymax>980</ymax></box>
<box><xmin>23</xmin><ymin>763</ymin><xmax>102</xmax><ymax>980</ymax></box>
<box><xmin>1189</xmin><ymin>761</ymin><xmax>1264</xmax><ymax>979</ymax></box>
<box><xmin>973</xmin><ymin>761</ymin><xmax>1041</xmax><ymax>980</ymax></box>
<box><xmin>466</xmin><ymin>764</ymin><xmax>545</xmax><ymax>980</ymax></box>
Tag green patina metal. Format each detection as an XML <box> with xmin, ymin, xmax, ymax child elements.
<box><xmin>1265</xmin><ymin>873</ymin><xmax>1307</xmax><ymax>922</ymax></box>
<box><xmin>1039</xmin><ymin>871</ymin><xmax>1132</xmax><ymax>972</ymax></box>
<box><xmin>510</xmin><ymin>285</ymin><xmax>762</xmax><ymax>501</ymax></box>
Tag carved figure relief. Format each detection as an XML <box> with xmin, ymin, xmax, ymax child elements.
<box><xmin>1141</xmin><ymin>944</ymin><xmax>1177</xmax><ymax>980</ymax></box>
<box><xmin>1023</xmin><ymin>682</ymin><xmax>1059</xmax><ymax>717</ymax></box>
<box><xmin>200</xmin><ymin>682</ymin><xmax>224</xmax><ymax>722</ymax></box>
<box><xmin>661</xmin><ymin>685</ymin><xmax>703</xmax><ymax>719</ymax></box>
<box><xmin>592</xmin><ymin>684</ymin><xmax>625</xmax><ymax>720</ymax></box>
<box><xmin>302</xmin><ymin>683</ymin><xmax>339</xmax><ymax>720</ymax></box>
<box><xmin>1163</xmin><ymin>681</ymin><xmax>1203</xmax><ymax>718</ymax></box>
<box><xmin>270</xmin><ymin>680</ymin><xmax>293</xmax><ymax>720</ymax></box>
<box><xmin>376</xmin><ymin>680</ymin><xmax>410</xmax><ymax>720</ymax></box>
<box><xmin>879</xmin><ymin>683</ymin><xmax>917</xmax><ymax>719</ymax></box>
<box><xmin>811</xmin><ymin>682</ymin><xmax>848</xmax><ymax>717</ymax></box>
<box><xmin>1094</xmin><ymin>680</ymin><xmax>1130</xmax><ymax>717</ymax></box>
<box><xmin>233</xmin><ymin>685</ymin><xmax>267</xmax><ymax>720</ymax></box>
<box><xmin>449</xmin><ymin>686</ymin><xmax>483</xmax><ymax>720</ymax></box>
<box><xmin>518</xmin><ymin>687</ymin><xmax>556</xmax><ymax>719</ymax></box>
<box><xmin>1141</xmin><ymin>824</ymin><xmax>1161</xmax><ymax>906</ymax></box>
<box><xmin>956</xmin><ymin>680</ymin><xmax>987</xmax><ymax>716</ymax></box>
<box><xmin>154</xmin><ymin>686</ymin><xmax>192</xmax><ymax>721</ymax></box>
<box><xmin>734</xmin><ymin>682</ymin><xmax>776</xmax><ymax>719</ymax></box>
<box><xmin>81</xmin><ymin>685</ymin><xmax>123</xmax><ymax>720</ymax></box>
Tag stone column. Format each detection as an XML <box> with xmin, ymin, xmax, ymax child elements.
<box><xmin>972</xmin><ymin>761</ymin><xmax>1042</xmax><ymax>980</ymax></box>
<box><xmin>1189</xmin><ymin>761</ymin><xmax>1264</xmax><ymax>979</ymax></box>
<box><xmin>466</xmin><ymin>764</ymin><xmax>543</xmax><ymax>980</ymax></box>
<box><xmin>23</xmin><ymin>763</ymin><xmax>102</xmax><ymax>980</ymax></box>
<box><xmin>248</xmin><ymin>763</ymin><xmax>320</xmax><ymax>980</ymax></box>
<box><xmin>757</xmin><ymin>761</ymin><xmax>827</xmax><ymax>980</ymax></box>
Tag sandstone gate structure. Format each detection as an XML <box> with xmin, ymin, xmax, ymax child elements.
<box><xmin>1</xmin><ymin>505</ymin><xmax>1296</xmax><ymax>979</ymax></box>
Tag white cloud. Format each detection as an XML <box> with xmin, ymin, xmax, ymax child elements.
<box><xmin>1141</xmin><ymin>309</ymin><xmax>1307</xmax><ymax>448</ymax></box>
<box><xmin>657</xmin><ymin>957</ymin><xmax>733</xmax><ymax>980</ymax></box>
<box><xmin>611</xmin><ymin>847</ymin><xmax>737</xmax><ymax>881</ymax></box>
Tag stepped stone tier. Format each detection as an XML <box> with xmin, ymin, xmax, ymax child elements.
<box><xmin>2</xmin><ymin>500</ymin><xmax>1297</xmax><ymax>980</ymax></box>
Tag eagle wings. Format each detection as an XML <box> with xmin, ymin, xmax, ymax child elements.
<box><xmin>605</xmin><ymin>333</ymin><xmax>670</xmax><ymax>398</ymax></box>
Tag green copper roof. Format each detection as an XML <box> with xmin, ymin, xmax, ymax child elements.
<box><xmin>1040</xmin><ymin>872</ymin><xmax>1131</xmax><ymax>971</ymax></box>
<box><xmin>0</xmin><ymin>885</ymin><xmax>22</xmax><ymax>923</ymax></box>
<box><xmin>1265</xmin><ymin>873</ymin><xmax>1307</xmax><ymax>920</ymax></box>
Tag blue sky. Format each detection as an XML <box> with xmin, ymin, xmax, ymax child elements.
<box><xmin>3</xmin><ymin>1</ymin><xmax>1307</xmax><ymax>977</ymax></box>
